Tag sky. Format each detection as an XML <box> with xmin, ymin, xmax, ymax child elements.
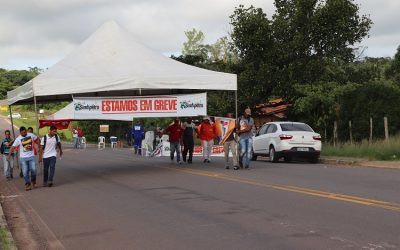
<box><xmin>1</xmin><ymin>0</ymin><xmax>399</xmax><ymax>70</ymax></box>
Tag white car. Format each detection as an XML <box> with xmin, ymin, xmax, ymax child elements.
<box><xmin>7</xmin><ymin>113</ymin><xmax>22</xmax><ymax>119</ymax></box>
<box><xmin>252</xmin><ymin>122</ymin><xmax>322</xmax><ymax>163</ymax></box>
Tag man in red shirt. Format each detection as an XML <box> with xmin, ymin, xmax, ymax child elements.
<box><xmin>165</xmin><ymin>119</ymin><xmax>183</xmax><ymax>164</ymax></box>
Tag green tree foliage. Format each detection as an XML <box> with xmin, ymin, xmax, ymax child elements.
<box><xmin>385</xmin><ymin>46</ymin><xmax>400</xmax><ymax>84</ymax></box>
<box><xmin>0</xmin><ymin>68</ymin><xmax>40</xmax><ymax>99</ymax></box>
<box><xmin>230</xmin><ymin>1</ymin><xmax>372</xmax><ymax>101</ymax></box>
<box><xmin>338</xmin><ymin>82</ymin><xmax>400</xmax><ymax>141</ymax></box>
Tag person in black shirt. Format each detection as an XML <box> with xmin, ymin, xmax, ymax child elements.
<box><xmin>182</xmin><ymin>118</ymin><xmax>196</xmax><ymax>164</ymax></box>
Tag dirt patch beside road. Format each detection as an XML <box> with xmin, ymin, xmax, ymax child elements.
<box><xmin>0</xmin><ymin>180</ymin><xmax>50</xmax><ymax>250</ymax></box>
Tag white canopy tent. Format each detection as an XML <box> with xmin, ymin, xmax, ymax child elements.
<box><xmin>7</xmin><ymin>21</ymin><xmax>237</xmax><ymax>135</ymax></box>
<box><xmin>8</xmin><ymin>21</ymin><xmax>237</xmax><ymax>105</ymax></box>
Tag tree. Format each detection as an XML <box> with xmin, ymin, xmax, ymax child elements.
<box><xmin>230</xmin><ymin>1</ymin><xmax>372</xmax><ymax>100</ymax></box>
<box><xmin>182</xmin><ymin>28</ymin><xmax>209</xmax><ymax>62</ymax></box>
<box><xmin>385</xmin><ymin>45</ymin><xmax>400</xmax><ymax>84</ymax></box>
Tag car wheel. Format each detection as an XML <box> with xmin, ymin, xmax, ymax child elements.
<box><xmin>284</xmin><ymin>156</ymin><xmax>292</xmax><ymax>163</ymax></box>
<box><xmin>269</xmin><ymin>146</ymin><xmax>278</xmax><ymax>163</ymax></box>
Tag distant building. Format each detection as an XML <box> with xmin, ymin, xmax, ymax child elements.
<box><xmin>253</xmin><ymin>98</ymin><xmax>290</xmax><ymax>129</ymax></box>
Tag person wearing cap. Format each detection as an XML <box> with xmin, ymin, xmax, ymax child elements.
<box><xmin>198</xmin><ymin>116</ymin><xmax>217</xmax><ymax>163</ymax></box>
<box><xmin>236</xmin><ymin>108</ymin><xmax>255</xmax><ymax>170</ymax></box>
<box><xmin>165</xmin><ymin>118</ymin><xmax>184</xmax><ymax>164</ymax></box>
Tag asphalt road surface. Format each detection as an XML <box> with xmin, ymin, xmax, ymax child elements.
<box><xmin>1</xmin><ymin>119</ymin><xmax>399</xmax><ymax>250</ymax></box>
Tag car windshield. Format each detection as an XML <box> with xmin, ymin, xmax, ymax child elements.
<box><xmin>280</xmin><ymin>123</ymin><xmax>313</xmax><ymax>132</ymax></box>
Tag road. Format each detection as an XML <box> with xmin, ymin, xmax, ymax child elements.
<box><xmin>0</xmin><ymin>118</ymin><xmax>399</xmax><ymax>250</ymax></box>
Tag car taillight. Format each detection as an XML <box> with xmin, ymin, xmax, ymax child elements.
<box><xmin>279</xmin><ymin>134</ymin><xmax>293</xmax><ymax>140</ymax></box>
<box><xmin>313</xmin><ymin>135</ymin><xmax>321</xmax><ymax>141</ymax></box>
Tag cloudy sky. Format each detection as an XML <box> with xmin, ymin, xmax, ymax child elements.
<box><xmin>1</xmin><ymin>0</ymin><xmax>399</xmax><ymax>70</ymax></box>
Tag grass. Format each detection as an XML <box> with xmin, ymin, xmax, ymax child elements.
<box><xmin>322</xmin><ymin>137</ymin><xmax>400</xmax><ymax>161</ymax></box>
<box><xmin>0</xmin><ymin>227</ymin><xmax>15</xmax><ymax>250</ymax></box>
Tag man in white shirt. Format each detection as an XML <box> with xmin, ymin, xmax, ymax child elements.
<box><xmin>39</xmin><ymin>126</ymin><xmax>63</xmax><ymax>187</ymax></box>
<box><xmin>7</xmin><ymin>126</ymin><xmax>39</xmax><ymax>191</ymax></box>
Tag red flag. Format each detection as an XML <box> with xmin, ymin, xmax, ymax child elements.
<box><xmin>39</xmin><ymin>119</ymin><xmax>71</xmax><ymax>130</ymax></box>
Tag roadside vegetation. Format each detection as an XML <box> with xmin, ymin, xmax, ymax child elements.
<box><xmin>322</xmin><ymin>137</ymin><xmax>400</xmax><ymax>161</ymax></box>
<box><xmin>0</xmin><ymin>227</ymin><xmax>15</xmax><ymax>250</ymax></box>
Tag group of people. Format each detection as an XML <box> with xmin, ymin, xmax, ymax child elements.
<box><xmin>164</xmin><ymin>108</ymin><xmax>255</xmax><ymax>170</ymax></box>
<box><xmin>1</xmin><ymin>126</ymin><xmax>63</xmax><ymax>191</ymax></box>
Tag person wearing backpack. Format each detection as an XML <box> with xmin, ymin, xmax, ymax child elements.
<box><xmin>1</xmin><ymin>130</ymin><xmax>15</xmax><ymax>180</ymax></box>
<box><xmin>7</xmin><ymin>126</ymin><xmax>39</xmax><ymax>190</ymax></box>
<box><xmin>39</xmin><ymin>126</ymin><xmax>63</xmax><ymax>187</ymax></box>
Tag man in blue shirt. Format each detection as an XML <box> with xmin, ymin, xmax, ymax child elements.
<box><xmin>132</xmin><ymin>120</ymin><xmax>144</xmax><ymax>155</ymax></box>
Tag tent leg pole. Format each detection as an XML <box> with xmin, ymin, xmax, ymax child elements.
<box><xmin>34</xmin><ymin>95</ymin><xmax>40</xmax><ymax>135</ymax></box>
<box><xmin>8</xmin><ymin>105</ymin><xmax>19</xmax><ymax>168</ymax></box>
<box><xmin>8</xmin><ymin>105</ymin><xmax>16</xmax><ymax>138</ymax></box>
<box><xmin>235</xmin><ymin>90</ymin><xmax>238</xmax><ymax>119</ymax></box>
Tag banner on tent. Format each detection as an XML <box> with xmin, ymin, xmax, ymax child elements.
<box><xmin>73</xmin><ymin>93</ymin><xmax>207</xmax><ymax>119</ymax></box>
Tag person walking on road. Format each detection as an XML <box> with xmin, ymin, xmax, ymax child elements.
<box><xmin>165</xmin><ymin>118</ymin><xmax>183</xmax><ymax>164</ymax></box>
<box><xmin>1</xmin><ymin>130</ymin><xmax>15</xmax><ymax>180</ymax></box>
<box><xmin>198</xmin><ymin>116</ymin><xmax>217</xmax><ymax>164</ymax></box>
<box><xmin>223</xmin><ymin>130</ymin><xmax>238</xmax><ymax>170</ymax></box>
<box><xmin>7</xmin><ymin>126</ymin><xmax>39</xmax><ymax>190</ymax></box>
<box><xmin>236</xmin><ymin>108</ymin><xmax>255</xmax><ymax>170</ymax></box>
<box><xmin>39</xmin><ymin>126</ymin><xmax>63</xmax><ymax>187</ymax></box>
<box><xmin>182</xmin><ymin>117</ymin><xmax>196</xmax><ymax>164</ymax></box>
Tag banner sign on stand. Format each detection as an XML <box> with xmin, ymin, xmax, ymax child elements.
<box><xmin>73</xmin><ymin>93</ymin><xmax>207</xmax><ymax>120</ymax></box>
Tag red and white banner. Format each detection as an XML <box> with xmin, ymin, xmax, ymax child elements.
<box><xmin>73</xmin><ymin>93</ymin><xmax>207</xmax><ymax>120</ymax></box>
<box><xmin>39</xmin><ymin>119</ymin><xmax>71</xmax><ymax>129</ymax></box>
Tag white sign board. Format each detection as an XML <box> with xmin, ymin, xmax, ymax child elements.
<box><xmin>73</xmin><ymin>93</ymin><xmax>207</xmax><ymax>120</ymax></box>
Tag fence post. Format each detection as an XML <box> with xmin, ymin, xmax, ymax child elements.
<box><xmin>369</xmin><ymin>117</ymin><xmax>373</xmax><ymax>144</ymax></box>
<box><xmin>384</xmin><ymin>117</ymin><xmax>389</xmax><ymax>142</ymax></box>
<box><xmin>333</xmin><ymin>121</ymin><xmax>338</xmax><ymax>147</ymax></box>
<box><xmin>349</xmin><ymin>120</ymin><xmax>353</xmax><ymax>145</ymax></box>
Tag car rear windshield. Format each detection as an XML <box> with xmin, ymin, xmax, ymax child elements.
<box><xmin>280</xmin><ymin>123</ymin><xmax>313</xmax><ymax>132</ymax></box>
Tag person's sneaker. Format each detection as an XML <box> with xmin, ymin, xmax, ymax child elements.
<box><xmin>32</xmin><ymin>181</ymin><xmax>37</xmax><ymax>188</ymax></box>
<box><xmin>178</xmin><ymin>161</ymin><xmax>183</xmax><ymax>165</ymax></box>
<box><xmin>206</xmin><ymin>159</ymin><xmax>211</xmax><ymax>163</ymax></box>
<box><xmin>6</xmin><ymin>177</ymin><xmax>10</xmax><ymax>181</ymax></box>
<box><xmin>48</xmin><ymin>182</ymin><xmax>53</xmax><ymax>187</ymax></box>
<box><xmin>25</xmin><ymin>184</ymin><xmax>32</xmax><ymax>191</ymax></box>
<box><xmin>225</xmin><ymin>166</ymin><xmax>230</xmax><ymax>170</ymax></box>
<box><xmin>245</xmin><ymin>165</ymin><xmax>250</xmax><ymax>170</ymax></box>
<box><xmin>10</xmin><ymin>174</ymin><xmax>13</xmax><ymax>179</ymax></box>
<box><xmin>233</xmin><ymin>166</ymin><xmax>240</xmax><ymax>170</ymax></box>
<box><xmin>203</xmin><ymin>159</ymin><xmax>208</xmax><ymax>163</ymax></box>
<box><xmin>43</xmin><ymin>182</ymin><xmax>48</xmax><ymax>187</ymax></box>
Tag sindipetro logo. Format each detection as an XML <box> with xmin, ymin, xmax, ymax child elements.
<box><xmin>180</xmin><ymin>100</ymin><xmax>204</xmax><ymax>109</ymax></box>
<box><xmin>74</xmin><ymin>102</ymin><xmax>100</xmax><ymax>111</ymax></box>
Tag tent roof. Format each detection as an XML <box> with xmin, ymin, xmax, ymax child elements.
<box><xmin>8</xmin><ymin>21</ymin><xmax>237</xmax><ymax>105</ymax></box>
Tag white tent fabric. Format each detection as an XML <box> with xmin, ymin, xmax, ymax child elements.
<box><xmin>8</xmin><ymin>21</ymin><xmax>237</xmax><ymax>105</ymax></box>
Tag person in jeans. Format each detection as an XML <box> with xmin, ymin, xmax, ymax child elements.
<box><xmin>198</xmin><ymin>116</ymin><xmax>217</xmax><ymax>163</ymax></box>
<box><xmin>39</xmin><ymin>126</ymin><xmax>63</xmax><ymax>187</ymax></box>
<box><xmin>223</xmin><ymin>130</ymin><xmax>238</xmax><ymax>170</ymax></box>
<box><xmin>236</xmin><ymin>108</ymin><xmax>255</xmax><ymax>170</ymax></box>
<box><xmin>1</xmin><ymin>130</ymin><xmax>15</xmax><ymax>180</ymax></box>
<box><xmin>7</xmin><ymin>126</ymin><xmax>39</xmax><ymax>190</ymax></box>
<box><xmin>182</xmin><ymin>117</ymin><xmax>196</xmax><ymax>164</ymax></box>
<box><xmin>72</xmin><ymin>127</ymin><xmax>79</xmax><ymax>148</ymax></box>
<box><xmin>165</xmin><ymin>119</ymin><xmax>183</xmax><ymax>164</ymax></box>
